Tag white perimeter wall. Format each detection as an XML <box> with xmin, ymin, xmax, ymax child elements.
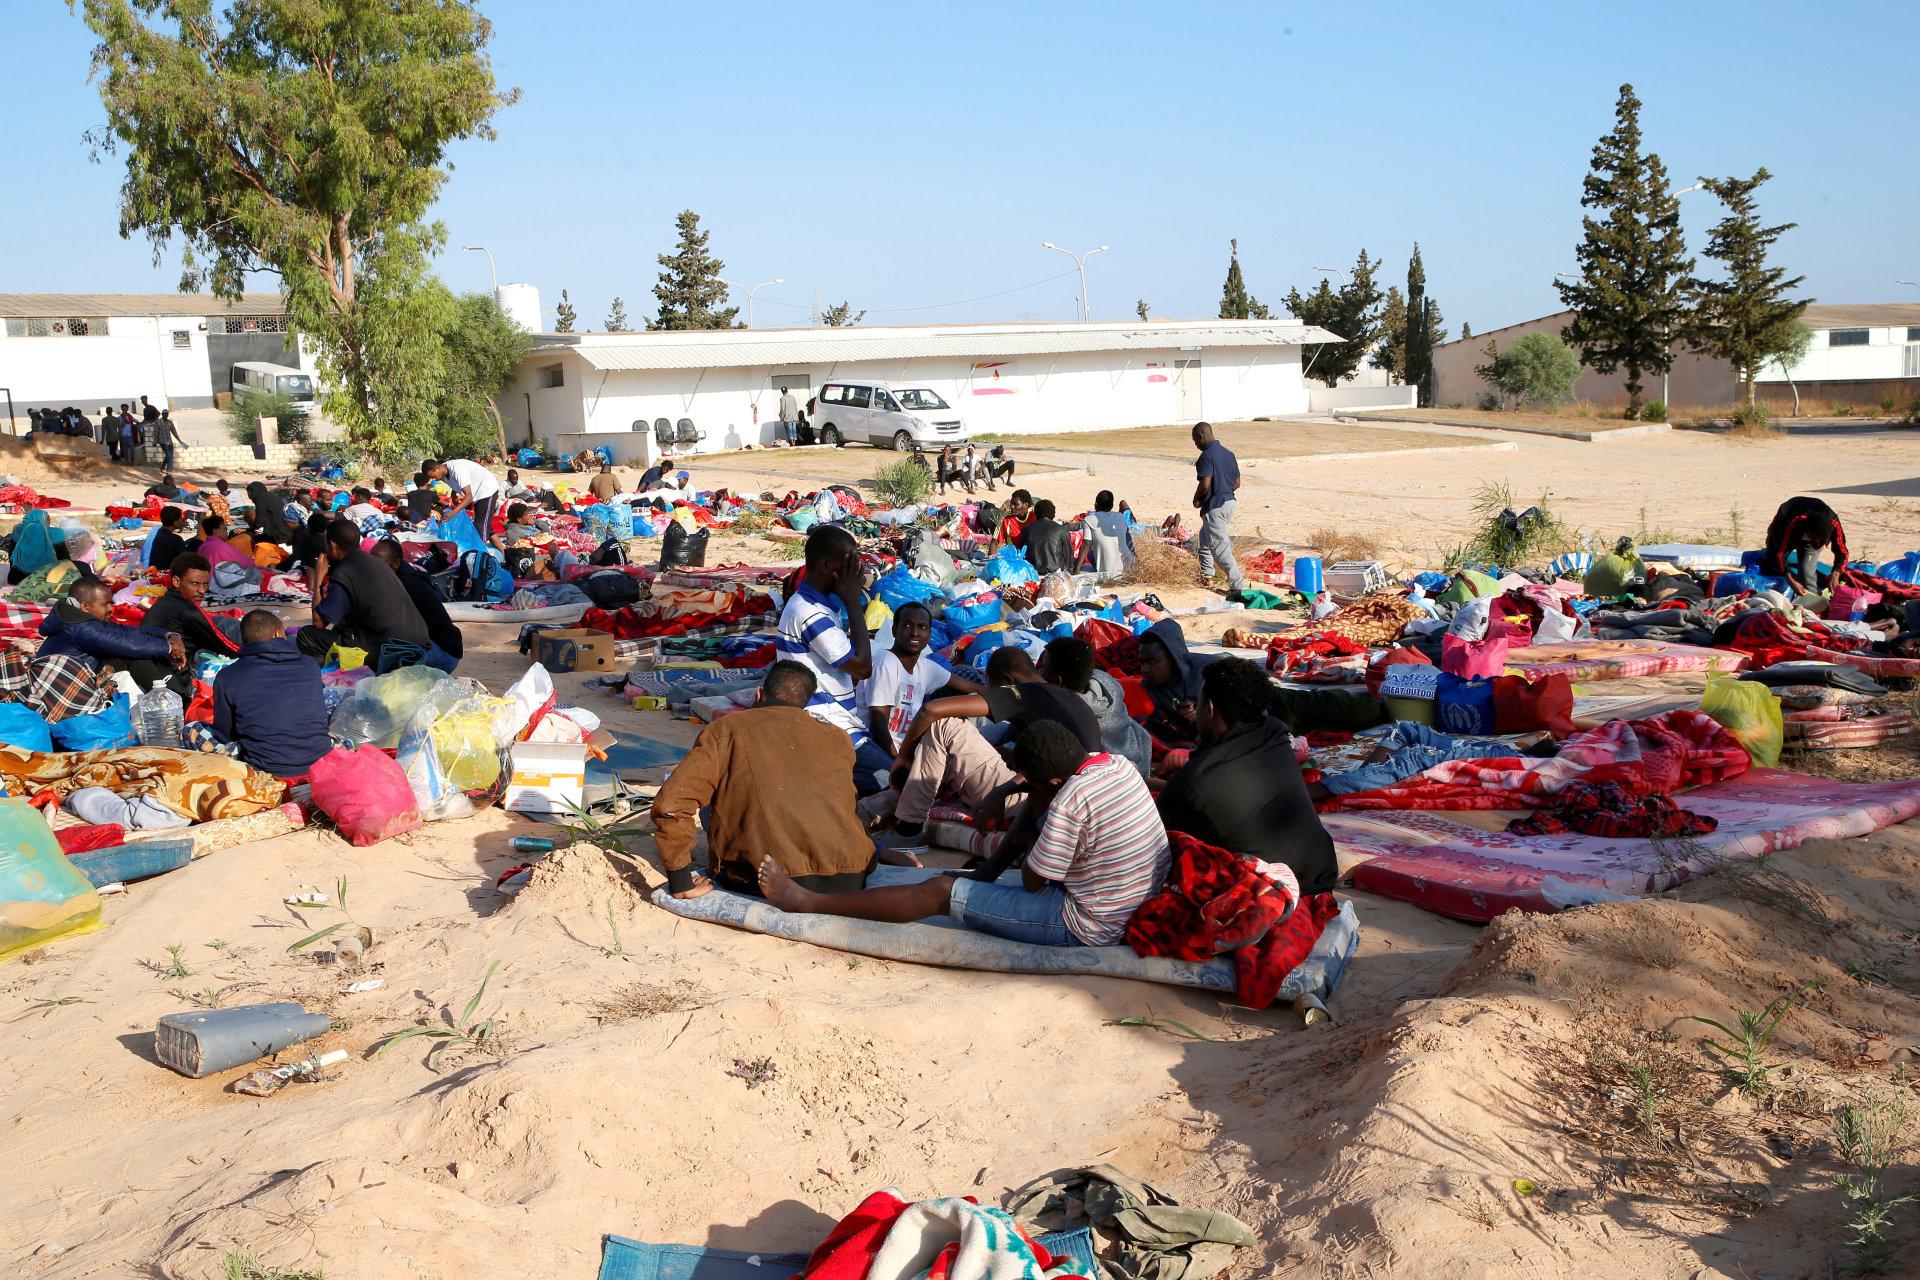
<box><xmin>500</xmin><ymin>346</ymin><xmax>1308</xmax><ymax>465</ymax></box>
<box><xmin>0</xmin><ymin>316</ymin><xmax>214</xmax><ymax>414</ymax></box>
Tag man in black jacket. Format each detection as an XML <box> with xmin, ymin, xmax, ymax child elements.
<box><xmin>37</xmin><ymin>579</ymin><xmax>185</xmax><ymax>690</ymax></box>
<box><xmin>143</xmin><ymin>553</ymin><xmax>243</xmax><ymax>695</ymax></box>
<box><xmin>297</xmin><ymin>519</ymin><xmax>429</xmax><ymax>668</ymax></box>
<box><xmin>1157</xmin><ymin>656</ymin><xmax>1338</xmax><ymax>895</ymax></box>
<box><xmin>373</xmin><ymin>538</ymin><xmax>464</xmax><ymax>672</ymax></box>
<box><xmin>211</xmin><ymin>610</ymin><xmax>333</xmax><ymax>779</ymax></box>
<box><xmin>1019</xmin><ymin>498</ymin><xmax>1075</xmax><ymax>577</ymax></box>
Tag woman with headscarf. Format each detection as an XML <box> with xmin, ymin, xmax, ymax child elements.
<box><xmin>2</xmin><ymin>509</ymin><xmax>60</xmax><ymax>584</ymax></box>
<box><xmin>246</xmin><ymin>481</ymin><xmax>293</xmax><ymax>544</ymax></box>
<box><xmin>1760</xmin><ymin>496</ymin><xmax>1847</xmax><ymax>594</ymax></box>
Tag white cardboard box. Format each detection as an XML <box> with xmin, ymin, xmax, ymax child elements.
<box><xmin>504</xmin><ymin>741</ymin><xmax>587</xmax><ymax>817</ymax></box>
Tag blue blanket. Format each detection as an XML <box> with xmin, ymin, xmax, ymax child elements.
<box><xmin>600</xmin><ymin>1226</ymin><xmax>1102</xmax><ymax>1280</ymax></box>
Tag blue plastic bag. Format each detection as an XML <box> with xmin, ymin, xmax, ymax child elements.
<box><xmin>608</xmin><ymin>503</ymin><xmax>634</xmax><ymax>539</ymax></box>
<box><xmin>51</xmin><ymin>694</ymin><xmax>138</xmax><ymax>751</ymax></box>
<box><xmin>430</xmin><ymin>511</ymin><xmax>490</xmax><ymax>559</ymax></box>
<box><xmin>942</xmin><ymin>596</ymin><xmax>1004</xmax><ymax>633</ymax></box>
<box><xmin>873</xmin><ymin>567</ymin><xmax>944</xmax><ymax>610</ymax></box>
<box><xmin>0</xmin><ymin>704</ymin><xmax>53</xmax><ymax>753</ymax></box>
<box><xmin>982</xmin><ymin>545</ymin><xmax>1039</xmax><ymax>586</ymax></box>
<box><xmin>1875</xmin><ymin>551</ymin><xmax>1920</xmax><ymax>584</ymax></box>
<box><xmin>1434</xmin><ymin>673</ymin><xmax>1497</xmax><ymax>736</ymax></box>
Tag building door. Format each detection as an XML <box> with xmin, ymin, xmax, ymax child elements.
<box><xmin>1173</xmin><ymin>358</ymin><xmax>1203</xmax><ymax>420</ymax></box>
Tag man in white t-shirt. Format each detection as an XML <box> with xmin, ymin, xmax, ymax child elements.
<box><xmin>775</xmin><ymin>524</ymin><xmax>895</xmax><ymax>794</ymax></box>
<box><xmin>861</xmin><ymin>601</ymin><xmax>950</xmax><ymax>752</ymax></box>
<box><xmin>426</xmin><ymin>457</ymin><xmax>502</xmax><ymax>541</ymax></box>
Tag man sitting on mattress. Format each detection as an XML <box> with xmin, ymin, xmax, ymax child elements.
<box><xmin>1157</xmin><ymin>657</ymin><xmax>1338</xmax><ymax>894</ymax></box>
<box><xmin>757</xmin><ymin>720</ymin><xmax>1171</xmax><ymax>949</ymax></box>
<box><xmin>651</xmin><ymin>660</ymin><xmax>889</xmax><ymax>900</ymax></box>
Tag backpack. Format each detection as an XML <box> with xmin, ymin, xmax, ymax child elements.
<box><xmin>450</xmin><ymin>550</ymin><xmax>514</xmax><ymax>602</ymax></box>
<box><xmin>972</xmin><ymin>501</ymin><xmax>1004</xmax><ymax>537</ymax></box>
<box><xmin>580</xmin><ymin>570</ymin><xmax>641</xmax><ymax>609</ymax></box>
<box><xmin>590</xmin><ymin>536</ymin><xmax>629</xmax><ymax>567</ymax></box>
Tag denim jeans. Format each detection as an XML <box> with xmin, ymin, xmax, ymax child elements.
<box><xmin>1322</xmin><ymin>721</ymin><xmax>1513</xmax><ymax>795</ymax></box>
<box><xmin>852</xmin><ymin>736</ymin><xmax>895</xmax><ymax>797</ymax></box>
<box><xmin>949</xmin><ymin>872</ymin><xmax>1082</xmax><ymax>947</ymax></box>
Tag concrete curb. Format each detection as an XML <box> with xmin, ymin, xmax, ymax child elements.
<box><xmin>1346</xmin><ymin>413</ymin><xmax>1671</xmax><ymax>443</ymax></box>
<box><xmin>1251</xmin><ymin>439</ymin><xmax>1518</xmax><ymax>464</ymax></box>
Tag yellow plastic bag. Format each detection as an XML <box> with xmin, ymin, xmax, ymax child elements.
<box><xmin>1701</xmin><ymin>675</ymin><xmax>1783</xmax><ymax>767</ymax></box>
<box><xmin>429</xmin><ymin>699</ymin><xmax>516</xmax><ymax>790</ymax></box>
<box><xmin>865</xmin><ymin>598</ymin><xmax>892</xmax><ymax>632</ymax></box>
<box><xmin>0</xmin><ymin>800</ymin><xmax>102</xmax><ymax>963</ymax></box>
<box><xmin>326</xmin><ymin>644</ymin><xmax>369</xmax><ymax>672</ymax></box>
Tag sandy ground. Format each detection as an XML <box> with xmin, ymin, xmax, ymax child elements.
<box><xmin>4</xmin><ymin>422</ymin><xmax>1920</xmax><ymax>1278</ymax></box>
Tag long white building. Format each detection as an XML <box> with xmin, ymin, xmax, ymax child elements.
<box><xmin>497</xmin><ymin>318</ymin><xmax>1341</xmax><ymax>464</ymax></box>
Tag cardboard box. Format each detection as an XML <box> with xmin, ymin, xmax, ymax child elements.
<box><xmin>533</xmin><ymin>628</ymin><xmax>615</xmax><ymax>673</ymax></box>
<box><xmin>504</xmin><ymin>741</ymin><xmax>588</xmax><ymax>817</ymax></box>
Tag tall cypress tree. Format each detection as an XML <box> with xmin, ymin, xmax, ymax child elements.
<box><xmin>1373</xmin><ymin>285</ymin><xmax>1407</xmax><ymax>382</ymax></box>
<box><xmin>1218</xmin><ymin>239</ymin><xmax>1270</xmax><ymax>319</ymax></box>
<box><xmin>553</xmin><ymin>289</ymin><xmax>577</xmax><ymax>333</ymax></box>
<box><xmin>651</xmin><ymin>210</ymin><xmax>740</xmax><ymax>330</ymax></box>
<box><xmin>1404</xmin><ymin>244</ymin><xmax>1432</xmax><ymax>403</ymax></box>
<box><xmin>1687</xmin><ymin>168</ymin><xmax>1808</xmax><ymax>408</ymax></box>
<box><xmin>605</xmin><ymin>296</ymin><xmax>631</xmax><ymax>332</ymax></box>
<box><xmin>1556</xmin><ymin>84</ymin><xmax>1693</xmax><ymax>418</ymax></box>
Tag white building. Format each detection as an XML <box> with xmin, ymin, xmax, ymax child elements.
<box><xmin>497</xmin><ymin>318</ymin><xmax>1340</xmax><ymax>465</ymax></box>
<box><xmin>1752</xmin><ymin>303</ymin><xmax>1920</xmax><ymax>386</ymax></box>
<box><xmin>0</xmin><ymin>292</ymin><xmax>303</xmax><ymax>424</ymax></box>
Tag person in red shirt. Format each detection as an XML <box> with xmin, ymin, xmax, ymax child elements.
<box><xmin>996</xmin><ymin>489</ymin><xmax>1034</xmax><ymax>547</ymax></box>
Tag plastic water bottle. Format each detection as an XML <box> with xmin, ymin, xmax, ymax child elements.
<box><xmin>136</xmin><ymin>687</ymin><xmax>184</xmax><ymax>749</ymax></box>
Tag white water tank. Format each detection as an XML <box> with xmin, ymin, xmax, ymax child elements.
<box><xmin>495</xmin><ymin>283</ymin><xmax>542</xmax><ymax>333</ymax></box>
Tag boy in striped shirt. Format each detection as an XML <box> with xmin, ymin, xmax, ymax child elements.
<box><xmin>757</xmin><ymin>720</ymin><xmax>1170</xmax><ymax>948</ymax></box>
<box><xmin>775</xmin><ymin>524</ymin><xmax>895</xmax><ymax>794</ymax></box>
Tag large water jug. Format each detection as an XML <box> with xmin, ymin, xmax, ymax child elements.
<box><xmin>1294</xmin><ymin>555</ymin><xmax>1324</xmax><ymax>595</ymax></box>
<box><xmin>135</xmin><ymin>686</ymin><xmax>184</xmax><ymax>749</ymax></box>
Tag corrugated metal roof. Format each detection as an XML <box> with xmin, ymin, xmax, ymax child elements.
<box><xmin>541</xmin><ymin>319</ymin><xmax>1343</xmax><ymax>372</ymax></box>
<box><xmin>1800</xmin><ymin>303</ymin><xmax>1920</xmax><ymax>330</ymax></box>
<box><xmin>0</xmin><ymin>291</ymin><xmax>287</xmax><ymax>318</ymax></box>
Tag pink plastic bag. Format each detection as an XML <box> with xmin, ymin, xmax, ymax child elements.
<box><xmin>1827</xmin><ymin>584</ymin><xmax>1881</xmax><ymax>621</ymax></box>
<box><xmin>309</xmin><ymin>746</ymin><xmax>422</xmax><ymax>847</ymax></box>
<box><xmin>1441</xmin><ymin>632</ymin><xmax>1510</xmax><ymax>679</ymax></box>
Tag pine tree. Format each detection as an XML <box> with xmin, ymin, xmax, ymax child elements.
<box><xmin>1373</xmin><ymin>286</ymin><xmax>1407</xmax><ymax>381</ymax></box>
<box><xmin>553</xmin><ymin>289</ymin><xmax>577</xmax><ymax>333</ymax></box>
<box><xmin>820</xmin><ymin>301</ymin><xmax>865</xmax><ymax>327</ymax></box>
<box><xmin>605</xmin><ymin>296</ymin><xmax>631</xmax><ymax>332</ymax></box>
<box><xmin>1283</xmin><ymin>250</ymin><xmax>1385</xmax><ymax>387</ymax></box>
<box><xmin>1555</xmin><ymin>84</ymin><xmax>1694</xmax><ymax>419</ymax></box>
<box><xmin>1135</xmin><ymin>299</ymin><xmax>1150</xmax><ymax>321</ymax></box>
<box><xmin>1218</xmin><ymin>239</ymin><xmax>1269</xmax><ymax>319</ymax></box>
<box><xmin>1404</xmin><ymin>244</ymin><xmax>1436</xmax><ymax>404</ymax></box>
<box><xmin>1461</xmin><ymin>321</ymin><xmax>1473</xmax><ymax>340</ymax></box>
<box><xmin>1687</xmin><ymin>168</ymin><xmax>1808</xmax><ymax>409</ymax></box>
<box><xmin>651</xmin><ymin>209</ymin><xmax>740</xmax><ymax>330</ymax></box>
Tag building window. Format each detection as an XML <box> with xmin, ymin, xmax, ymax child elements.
<box><xmin>539</xmin><ymin>363</ymin><xmax>565</xmax><ymax>389</ymax></box>
<box><xmin>207</xmin><ymin>315</ymin><xmax>289</xmax><ymax>334</ymax></box>
<box><xmin>172</xmin><ymin>330</ymin><xmax>192</xmax><ymax>350</ymax></box>
<box><xmin>769</xmin><ymin>372</ymin><xmax>811</xmax><ymax>391</ymax></box>
<box><xmin>1907</xmin><ymin>326</ymin><xmax>1920</xmax><ymax>343</ymax></box>
<box><xmin>3</xmin><ymin>319</ymin><xmax>23</xmax><ymax>337</ymax></box>
<box><xmin>1827</xmin><ymin>328</ymin><xmax>1870</xmax><ymax>347</ymax></box>
<box><xmin>3</xmin><ymin>317</ymin><xmax>105</xmax><ymax>337</ymax></box>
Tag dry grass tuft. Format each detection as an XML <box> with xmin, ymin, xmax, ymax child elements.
<box><xmin>591</xmin><ymin>980</ymin><xmax>708</xmax><ymax>1025</ymax></box>
<box><xmin>1609</xmin><ymin>927</ymin><xmax>1685</xmax><ymax>972</ymax></box>
<box><xmin>1120</xmin><ymin>538</ymin><xmax>1199</xmax><ymax>587</ymax></box>
<box><xmin>1722</xmin><ymin>415</ymin><xmax>1784</xmax><ymax>441</ymax></box>
<box><xmin>1304</xmin><ymin>526</ymin><xmax>1383</xmax><ymax>564</ymax></box>
<box><xmin>726</xmin><ymin>506</ymin><xmax>779</xmax><ymax>534</ymax></box>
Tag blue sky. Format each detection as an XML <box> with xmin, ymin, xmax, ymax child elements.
<box><xmin>6</xmin><ymin>1</ymin><xmax>1915</xmax><ymax>334</ymax></box>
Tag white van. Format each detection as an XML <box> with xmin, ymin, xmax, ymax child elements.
<box><xmin>812</xmin><ymin>380</ymin><xmax>966</xmax><ymax>450</ymax></box>
<box><xmin>231</xmin><ymin>361</ymin><xmax>319</xmax><ymax>415</ymax></box>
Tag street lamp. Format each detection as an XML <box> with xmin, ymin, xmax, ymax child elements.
<box><xmin>1310</xmin><ymin>265</ymin><xmax>1349</xmax><ymax>284</ymax></box>
<box><xmin>463</xmin><ymin>245</ymin><xmax>498</xmax><ymax>295</ymax></box>
<box><xmin>1041</xmin><ymin>242</ymin><xmax>1109</xmax><ymax>322</ymax></box>
<box><xmin>1897</xmin><ymin>279</ymin><xmax>1920</xmax><ymax>289</ymax></box>
<box><xmin>721</xmin><ymin>277</ymin><xmax>784</xmax><ymax>327</ymax></box>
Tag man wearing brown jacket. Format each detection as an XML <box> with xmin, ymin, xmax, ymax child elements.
<box><xmin>651</xmin><ymin>660</ymin><xmax>881</xmax><ymax>899</ymax></box>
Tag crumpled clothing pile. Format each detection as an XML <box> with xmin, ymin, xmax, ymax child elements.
<box><xmin>1507</xmin><ymin>779</ymin><xmax>1717</xmax><ymax>838</ymax></box>
<box><xmin>1264</xmin><ymin>630</ymin><xmax>1366</xmax><ymax>681</ymax></box>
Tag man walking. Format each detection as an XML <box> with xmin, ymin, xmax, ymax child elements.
<box><xmin>1191</xmin><ymin>421</ymin><xmax>1245</xmax><ymax>594</ymax></box>
<box><xmin>153</xmin><ymin>409</ymin><xmax>185</xmax><ymax>472</ymax></box>
<box><xmin>776</xmin><ymin>386</ymin><xmax>801</xmax><ymax>445</ymax></box>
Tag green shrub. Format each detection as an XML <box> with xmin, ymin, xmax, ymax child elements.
<box><xmin>223</xmin><ymin>387</ymin><xmax>312</xmax><ymax>446</ymax></box>
<box><xmin>1879</xmin><ymin>395</ymin><xmax>1897</xmax><ymax>416</ymax></box>
<box><xmin>1483</xmin><ymin>332</ymin><xmax>1581</xmax><ymax>408</ymax></box>
<box><xmin>869</xmin><ymin>459</ymin><xmax>933</xmax><ymax>508</ymax></box>
<box><xmin>1477</xmin><ymin>392</ymin><xmax>1503</xmax><ymax>411</ymax></box>
<box><xmin>1639</xmin><ymin>399</ymin><xmax>1667</xmax><ymax>422</ymax></box>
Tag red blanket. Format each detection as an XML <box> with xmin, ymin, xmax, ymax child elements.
<box><xmin>1325</xmin><ymin>709</ymin><xmax>1750</xmax><ymax>812</ymax></box>
<box><xmin>1126</xmin><ymin>832</ymin><xmax>1334</xmax><ymax>1009</ymax></box>
<box><xmin>581</xmin><ymin>593</ymin><xmax>775</xmax><ymax>640</ymax></box>
<box><xmin>0</xmin><ymin>484</ymin><xmax>71</xmax><ymax>510</ymax></box>
<box><xmin>1721</xmin><ymin>610</ymin><xmax>1861</xmax><ymax>668</ymax></box>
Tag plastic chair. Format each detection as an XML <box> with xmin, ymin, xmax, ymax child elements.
<box><xmin>674</xmin><ymin>418</ymin><xmax>704</xmax><ymax>446</ymax></box>
<box><xmin>653</xmin><ymin>419</ymin><xmax>675</xmax><ymax>452</ymax></box>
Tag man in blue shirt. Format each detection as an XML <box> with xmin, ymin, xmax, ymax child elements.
<box><xmin>1190</xmin><ymin>421</ymin><xmax>1246</xmax><ymax>594</ymax></box>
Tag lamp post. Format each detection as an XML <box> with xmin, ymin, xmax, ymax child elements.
<box><xmin>721</xmin><ymin>277</ymin><xmax>784</xmax><ymax>327</ymax></box>
<box><xmin>1897</xmin><ymin>279</ymin><xmax>1920</xmax><ymax>289</ymax></box>
<box><xmin>462</xmin><ymin>244</ymin><xmax>498</xmax><ymax>295</ymax></box>
<box><xmin>1041</xmin><ymin>242</ymin><xmax>1109</xmax><ymax>322</ymax></box>
<box><xmin>1311</xmin><ymin>265</ymin><xmax>1349</xmax><ymax>284</ymax></box>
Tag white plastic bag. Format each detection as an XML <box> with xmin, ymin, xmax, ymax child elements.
<box><xmin>502</xmin><ymin>663</ymin><xmax>556</xmax><ymax>740</ymax></box>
